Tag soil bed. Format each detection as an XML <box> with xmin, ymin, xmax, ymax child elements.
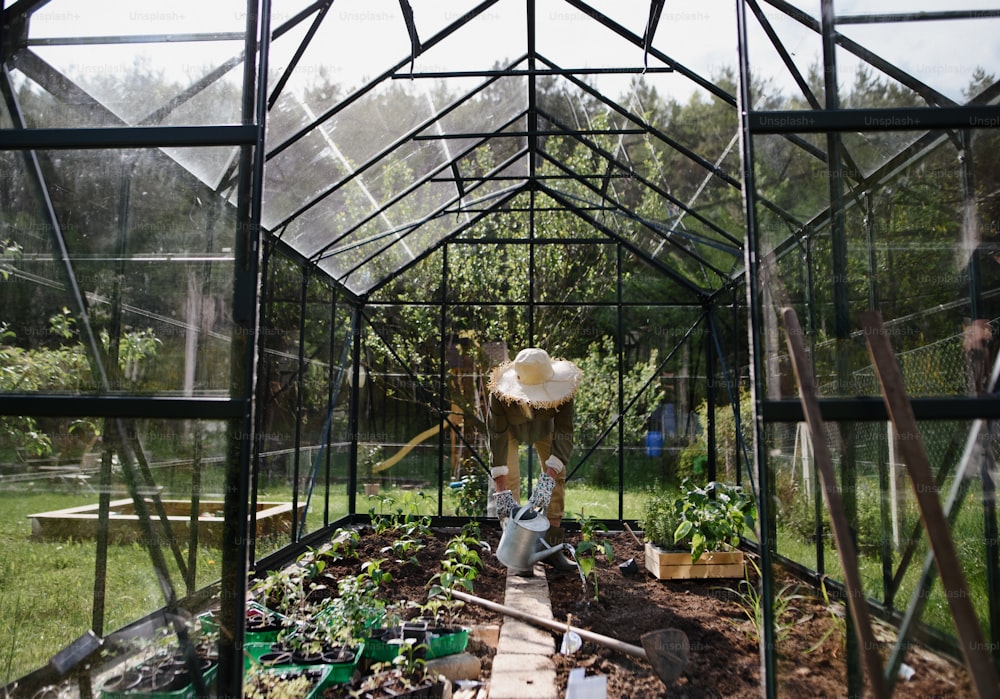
<box><xmin>309</xmin><ymin>524</ymin><xmax>975</xmax><ymax>698</ymax></box>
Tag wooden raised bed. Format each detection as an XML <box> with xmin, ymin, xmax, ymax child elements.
<box><xmin>644</xmin><ymin>543</ymin><xmax>745</xmax><ymax>580</ymax></box>
<box><xmin>27</xmin><ymin>499</ymin><xmax>304</xmax><ymax>547</ymax></box>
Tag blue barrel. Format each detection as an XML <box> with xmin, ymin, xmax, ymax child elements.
<box><xmin>645</xmin><ymin>430</ymin><xmax>663</xmax><ymax>457</ymax></box>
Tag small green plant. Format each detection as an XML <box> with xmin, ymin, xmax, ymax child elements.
<box><xmin>359</xmin><ymin>558</ymin><xmax>393</xmax><ymax>588</ymax></box>
<box><xmin>427</xmin><ymin>559</ymin><xmax>477</xmax><ymax>600</ymax></box>
<box><xmin>671</xmin><ymin>478</ymin><xmax>756</xmax><ymax>562</ymax></box>
<box><xmin>369</xmin><ymin>495</ymin><xmax>399</xmax><ymax>535</ymax></box>
<box><xmin>417</xmin><ymin>597</ymin><xmax>464</xmax><ymax>626</ymax></box>
<box><xmin>714</xmin><ymin>556</ymin><xmax>805</xmax><ymax>647</ymax></box>
<box><xmin>352</xmin><ymin>642</ymin><xmax>437</xmax><ymax>697</ymax></box>
<box><xmin>638</xmin><ymin>485</ymin><xmax>683</xmax><ymax>550</ymax></box>
<box><xmin>326</xmin><ymin>573</ymin><xmax>387</xmax><ymax>644</ymax></box>
<box><xmin>455</xmin><ymin>460</ymin><xmax>489</xmax><ymax>517</ymax></box>
<box><xmin>443</xmin><ymin>531</ymin><xmax>483</xmax><ymax>571</ymax></box>
<box><xmin>360</xmin><ymin>444</ymin><xmax>383</xmax><ymax>482</ymax></box>
<box><xmin>318</xmin><ymin>528</ymin><xmax>361</xmax><ymax>563</ymax></box>
<box><xmin>572</xmin><ymin>510</ymin><xmax>614</xmax><ymax>601</ymax></box>
<box><xmin>380</xmin><ymin>535</ymin><xmax>425</xmax><ymax>567</ymax></box>
<box><xmin>244</xmin><ymin>665</ymin><xmax>315</xmax><ymax>699</ymax></box>
<box><xmin>805</xmin><ymin>575</ymin><xmax>847</xmax><ymax>656</ymax></box>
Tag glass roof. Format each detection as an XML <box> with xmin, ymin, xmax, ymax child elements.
<box><xmin>256</xmin><ymin>0</ymin><xmax>747</xmax><ymax>296</ymax></box>
<box><xmin>9</xmin><ymin>0</ymin><xmax>999</xmax><ymax>298</ymax></box>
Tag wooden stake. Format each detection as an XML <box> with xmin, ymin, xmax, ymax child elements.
<box><xmin>860</xmin><ymin>310</ymin><xmax>1000</xmax><ymax>698</ymax></box>
<box><xmin>782</xmin><ymin>308</ymin><xmax>891</xmax><ymax>699</ymax></box>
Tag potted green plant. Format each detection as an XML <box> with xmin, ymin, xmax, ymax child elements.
<box><xmin>640</xmin><ymin>478</ymin><xmax>756</xmax><ymax>580</ymax></box>
<box><xmin>330</xmin><ymin>643</ymin><xmax>449</xmax><ymax>699</ymax></box>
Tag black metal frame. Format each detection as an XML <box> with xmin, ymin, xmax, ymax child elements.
<box><xmin>2</xmin><ymin>1</ymin><xmax>1000</xmax><ymax>697</ymax></box>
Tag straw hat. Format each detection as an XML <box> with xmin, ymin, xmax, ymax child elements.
<box><xmin>488</xmin><ymin>348</ymin><xmax>582</xmax><ymax>409</ymax></box>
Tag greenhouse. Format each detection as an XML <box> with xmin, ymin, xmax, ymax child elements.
<box><xmin>2</xmin><ymin>0</ymin><xmax>999</xmax><ymax>697</ymax></box>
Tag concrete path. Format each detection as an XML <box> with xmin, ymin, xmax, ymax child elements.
<box><xmin>487</xmin><ymin>565</ymin><xmax>559</xmax><ymax>699</ymax></box>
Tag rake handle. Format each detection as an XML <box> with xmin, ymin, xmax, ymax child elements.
<box><xmin>448</xmin><ymin>589</ymin><xmax>647</xmax><ymax>660</ymax></box>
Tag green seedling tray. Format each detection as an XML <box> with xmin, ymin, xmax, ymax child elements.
<box><xmin>100</xmin><ymin>664</ymin><xmax>217</xmax><ymax>699</ymax></box>
<box><xmin>244</xmin><ymin>643</ymin><xmax>364</xmax><ymax>685</ymax></box>
<box><xmin>244</xmin><ymin>664</ymin><xmax>334</xmax><ymax>699</ymax></box>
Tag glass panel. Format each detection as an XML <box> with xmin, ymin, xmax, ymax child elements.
<box><xmin>748</xmin><ymin>1</ymin><xmax>999</xmax><ymax>108</ymax></box>
<box><xmin>406</xmin><ymin>0</ymin><xmax>526</xmax><ymax>78</ymax></box>
<box><xmin>767</xmin><ymin>416</ymin><xmax>996</xmax><ymax>643</ymax></box>
<box><xmin>835</xmin><ymin>11</ymin><xmax>1000</xmax><ymax>105</ymax></box>
<box><xmin>30</xmin><ymin>0</ymin><xmax>247</xmax><ymax>37</ymax></box>
<box><xmin>1</xmin><ymin>148</ymin><xmax>237</xmax><ymax>396</ymax></box>
<box><xmin>360</xmin><ymin>307</ymin><xmax>452</xmax><ymax>516</ymax></box>
<box><xmin>445</xmin><ymin>242</ymin><xmax>525</xmax><ymax>306</ymax></box>
<box><xmin>368</xmin><ymin>249</ymin><xmax>444</xmax><ymax>307</ymax></box>
<box><xmin>759</xmin><ymin>128</ymin><xmax>1000</xmax><ymax>399</ymax></box>
<box><xmin>0</xmin><ymin>417</ymin><xmax>230</xmax><ymax>686</ymax></box>
<box><xmin>294</xmin><ymin>275</ymin><xmax>339</xmax><ymax>538</ymax></box>
<box><xmin>534</xmin><ymin>2</ymin><xmax>668</xmax><ymax>100</ymax></box>
<box><xmin>27</xmin><ymin>0</ymin><xmax>247</xmax><ymax>135</ymax></box>
<box><xmin>257</xmin><ymin>255</ymin><xmax>303</xmax><ymax>547</ymax></box>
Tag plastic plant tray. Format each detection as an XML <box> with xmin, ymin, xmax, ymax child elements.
<box><xmin>243</xmin><ymin>664</ymin><xmax>333</xmax><ymax>699</ymax></box>
<box><xmin>100</xmin><ymin>664</ymin><xmax>217</xmax><ymax>699</ymax></box>
<box><xmin>364</xmin><ymin>627</ymin><xmax>469</xmax><ymax>662</ymax></box>
<box><xmin>243</xmin><ymin>643</ymin><xmax>364</xmax><ymax>685</ymax></box>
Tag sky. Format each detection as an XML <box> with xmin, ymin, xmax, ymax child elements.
<box><xmin>23</xmin><ymin>0</ymin><xmax>1000</xmax><ymax>109</ymax></box>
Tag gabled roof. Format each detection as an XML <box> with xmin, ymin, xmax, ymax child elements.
<box><xmin>256</xmin><ymin>0</ymin><xmax>747</xmax><ymax>298</ymax></box>
<box><xmin>8</xmin><ymin>0</ymin><xmax>996</xmax><ymax>301</ymax></box>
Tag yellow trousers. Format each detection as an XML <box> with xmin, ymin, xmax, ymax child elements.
<box><xmin>505</xmin><ymin>433</ymin><xmax>565</xmax><ymax>528</ymax></box>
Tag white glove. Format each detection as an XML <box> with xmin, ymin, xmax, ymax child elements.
<box><xmin>544</xmin><ymin>455</ymin><xmax>565</xmax><ymax>473</ymax></box>
<box><xmin>494</xmin><ymin>490</ymin><xmax>518</xmax><ymax>519</ymax></box>
<box><xmin>527</xmin><ymin>473</ymin><xmax>556</xmax><ymax>511</ymax></box>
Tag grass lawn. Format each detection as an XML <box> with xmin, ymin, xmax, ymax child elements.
<box><xmin>0</xmin><ymin>490</ymin><xmax>225</xmax><ymax>685</ymax></box>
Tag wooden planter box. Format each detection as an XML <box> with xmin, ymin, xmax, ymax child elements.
<box><xmin>644</xmin><ymin>543</ymin><xmax>745</xmax><ymax>580</ymax></box>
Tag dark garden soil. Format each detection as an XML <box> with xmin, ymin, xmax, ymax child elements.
<box><xmin>315</xmin><ymin>524</ymin><xmax>976</xmax><ymax>699</ymax></box>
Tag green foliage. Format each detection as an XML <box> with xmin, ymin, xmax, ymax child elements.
<box><xmin>0</xmin><ymin>310</ymin><xmax>160</xmax><ymax>459</ymax></box>
<box><xmin>359</xmin><ymin>558</ymin><xmax>393</xmax><ymax>589</ymax></box>
<box><xmin>454</xmin><ymin>461</ymin><xmax>489</xmax><ymax>518</ymax></box>
<box><xmin>367</xmin><ymin>493</ymin><xmax>434</xmax><ymax>538</ymax></box>
<box><xmin>638</xmin><ymin>484</ymin><xmax>683</xmax><ymax>550</ymax></box>
<box><xmin>427</xmin><ymin>559</ymin><xmax>477</xmax><ymax>600</ymax></box>
<box><xmin>0</xmin><ymin>239</ymin><xmax>22</xmax><ymax>280</ymax></box>
<box><xmin>443</xmin><ymin>532</ymin><xmax>483</xmax><ymax>571</ymax></box>
<box><xmin>380</xmin><ymin>535</ymin><xmax>425</xmax><ymax>567</ymax></box>
<box><xmin>805</xmin><ymin>576</ymin><xmax>846</xmax><ymax>655</ymax></box>
<box><xmin>244</xmin><ymin>666</ymin><xmax>315</xmax><ymax>699</ymax></box>
<box><xmin>572</xmin><ymin>510</ymin><xmax>614</xmax><ymax>601</ymax></box>
<box><xmin>676</xmin><ymin>388</ymin><xmax>753</xmax><ymax>483</ymax></box>
<box><xmin>714</xmin><ymin>556</ymin><xmax>806</xmax><ymax>648</ymax></box>
<box><xmin>645</xmin><ymin>478</ymin><xmax>756</xmax><ymax>562</ymax></box>
<box><xmin>573</xmin><ymin>337</ymin><xmax>666</xmax><ymax>448</ymax></box>
<box><xmin>360</xmin><ymin>444</ymin><xmax>383</xmax><ymax>481</ymax></box>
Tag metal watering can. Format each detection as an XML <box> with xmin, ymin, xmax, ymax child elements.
<box><xmin>496</xmin><ymin>505</ymin><xmax>573</xmax><ymax>571</ymax></box>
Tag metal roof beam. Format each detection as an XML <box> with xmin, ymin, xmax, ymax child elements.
<box><xmin>536</xmin><ymin>153</ymin><xmax>734</xmax><ymax>283</ymax></box>
<box><xmin>305</xmin><ymin>114</ymin><xmax>527</xmax><ymax>261</ymax></box>
<box><xmin>537</xmin><ymin>182</ymin><xmax>710</xmax><ymax>300</ymax></box>
<box><xmin>760</xmin><ymin>0</ymin><xmax>957</xmax><ymax>107</ymax></box>
<box><xmin>358</xmin><ymin>184</ymin><xmax>528</xmax><ymax>298</ymax></box>
<box><xmin>267</xmin><ymin>0</ymin><xmax>505</xmax><ymax>158</ymax></box>
<box><xmin>536</xmin><ymin>107</ymin><xmax>746</xmax><ymax>247</ymax></box>
<box><xmin>560</xmin><ymin>0</ymin><xmax>734</xmax><ymax>106</ymax></box>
